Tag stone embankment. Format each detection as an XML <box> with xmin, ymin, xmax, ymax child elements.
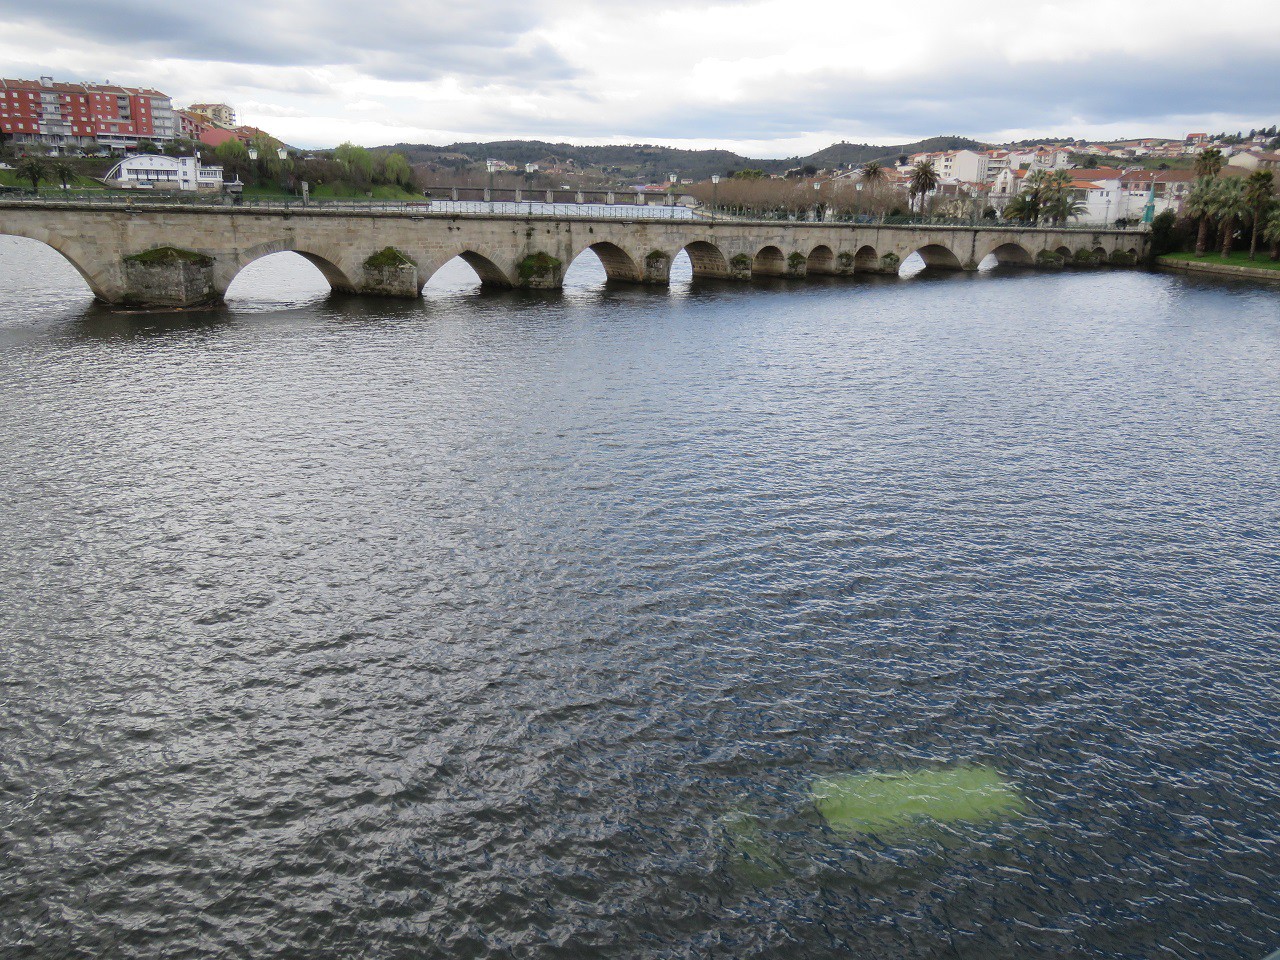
<box><xmin>1156</xmin><ymin>256</ymin><xmax>1280</xmax><ymax>283</ymax></box>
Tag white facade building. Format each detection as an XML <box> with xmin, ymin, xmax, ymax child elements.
<box><xmin>105</xmin><ymin>154</ymin><xmax>224</xmax><ymax>191</ymax></box>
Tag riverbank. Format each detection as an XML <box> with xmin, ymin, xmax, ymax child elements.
<box><xmin>1157</xmin><ymin>251</ymin><xmax>1280</xmax><ymax>283</ymax></box>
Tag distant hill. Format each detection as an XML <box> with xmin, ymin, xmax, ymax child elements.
<box><xmin>802</xmin><ymin>135</ymin><xmax>985</xmax><ymax>168</ymax></box>
<box><xmin>378</xmin><ymin>135</ymin><xmax>988</xmax><ymax>182</ymax></box>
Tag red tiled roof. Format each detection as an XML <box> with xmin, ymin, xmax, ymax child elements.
<box><xmin>1122</xmin><ymin>169</ymin><xmax>1196</xmax><ymax>184</ymax></box>
<box><xmin>0</xmin><ymin>77</ymin><xmax>170</xmax><ymax>99</ymax></box>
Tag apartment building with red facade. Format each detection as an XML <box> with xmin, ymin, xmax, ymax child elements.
<box><xmin>0</xmin><ymin>76</ymin><xmax>176</xmax><ymax>151</ymax></box>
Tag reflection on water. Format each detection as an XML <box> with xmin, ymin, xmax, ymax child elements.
<box><xmin>2</xmin><ymin>233</ymin><xmax>1280</xmax><ymax>960</ymax></box>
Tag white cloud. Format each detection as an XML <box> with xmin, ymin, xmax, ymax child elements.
<box><xmin>1</xmin><ymin>0</ymin><xmax>1277</xmax><ymax>152</ymax></box>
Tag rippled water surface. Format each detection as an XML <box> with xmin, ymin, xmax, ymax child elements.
<box><xmin>2</xmin><ymin>236</ymin><xmax>1279</xmax><ymax>960</ymax></box>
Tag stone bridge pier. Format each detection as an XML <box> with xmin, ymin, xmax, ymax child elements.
<box><xmin>0</xmin><ymin>201</ymin><xmax>1149</xmax><ymax>308</ymax></box>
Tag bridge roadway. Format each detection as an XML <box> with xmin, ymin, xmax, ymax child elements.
<box><xmin>0</xmin><ymin>199</ymin><xmax>1149</xmax><ymax>308</ymax></box>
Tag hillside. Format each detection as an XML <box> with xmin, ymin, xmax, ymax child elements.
<box><xmin>802</xmin><ymin>135</ymin><xmax>984</xmax><ymax>169</ymax></box>
<box><xmin>378</xmin><ymin>135</ymin><xmax>988</xmax><ymax>182</ymax></box>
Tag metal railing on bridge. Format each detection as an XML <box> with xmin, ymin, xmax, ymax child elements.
<box><xmin>0</xmin><ymin>192</ymin><xmax>1148</xmax><ymax>231</ymax></box>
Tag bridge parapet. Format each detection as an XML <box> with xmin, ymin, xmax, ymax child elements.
<box><xmin>0</xmin><ymin>200</ymin><xmax>1149</xmax><ymax>308</ymax></box>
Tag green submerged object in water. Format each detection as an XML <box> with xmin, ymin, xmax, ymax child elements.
<box><xmin>719</xmin><ymin>811</ymin><xmax>789</xmax><ymax>884</ymax></box>
<box><xmin>811</xmin><ymin>765</ymin><xmax>1026</xmax><ymax>835</ymax></box>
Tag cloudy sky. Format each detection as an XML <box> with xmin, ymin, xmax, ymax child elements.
<box><xmin>2</xmin><ymin>0</ymin><xmax>1278</xmax><ymax>155</ymax></box>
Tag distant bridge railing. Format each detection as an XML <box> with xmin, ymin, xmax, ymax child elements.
<box><xmin>0</xmin><ymin>193</ymin><xmax>1150</xmax><ymax>232</ymax></box>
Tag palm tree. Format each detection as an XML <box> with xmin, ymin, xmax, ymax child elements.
<box><xmin>1184</xmin><ymin>177</ymin><xmax>1219</xmax><ymax>254</ymax></box>
<box><xmin>1243</xmin><ymin>170</ymin><xmax>1275</xmax><ymax>260</ymax></box>
<box><xmin>15</xmin><ymin>155</ymin><xmax>46</xmax><ymax>194</ymax></box>
<box><xmin>909</xmin><ymin>159</ymin><xmax>939</xmax><ymax>216</ymax></box>
<box><xmin>1041</xmin><ymin>170</ymin><xmax>1083</xmax><ymax>225</ymax></box>
<box><xmin>1002</xmin><ymin>192</ymin><xmax>1037</xmax><ymax>224</ymax></box>
<box><xmin>1046</xmin><ymin>192</ymin><xmax>1087</xmax><ymax>225</ymax></box>
<box><xmin>1212</xmin><ymin>178</ymin><xmax>1248</xmax><ymax>257</ymax></box>
<box><xmin>1019</xmin><ymin>169</ymin><xmax>1052</xmax><ymax>225</ymax></box>
<box><xmin>1194</xmin><ymin>147</ymin><xmax>1224</xmax><ymax>179</ymax></box>
<box><xmin>51</xmin><ymin>159</ymin><xmax>75</xmax><ymax>191</ymax></box>
<box><xmin>1265</xmin><ymin>207</ymin><xmax>1280</xmax><ymax>261</ymax></box>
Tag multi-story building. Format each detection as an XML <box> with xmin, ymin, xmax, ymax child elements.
<box><xmin>188</xmin><ymin>103</ymin><xmax>236</xmax><ymax>128</ymax></box>
<box><xmin>0</xmin><ymin>76</ymin><xmax>176</xmax><ymax>151</ymax></box>
<box><xmin>905</xmin><ymin>147</ymin><xmax>1072</xmax><ymax>186</ymax></box>
<box><xmin>177</xmin><ymin>110</ymin><xmax>211</xmax><ymax>140</ymax></box>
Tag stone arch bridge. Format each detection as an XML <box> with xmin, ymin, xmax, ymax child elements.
<box><xmin>0</xmin><ymin>200</ymin><xmax>1148</xmax><ymax>308</ymax></box>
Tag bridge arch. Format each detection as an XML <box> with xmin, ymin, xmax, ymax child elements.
<box><xmin>423</xmin><ymin>250</ymin><xmax>513</xmax><ymax>289</ymax></box>
<box><xmin>682</xmin><ymin>240</ymin><xmax>729</xmax><ymax>280</ymax></box>
<box><xmin>904</xmin><ymin>243</ymin><xmax>964</xmax><ymax>274</ymax></box>
<box><xmin>854</xmin><ymin>245</ymin><xmax>879</xmax><ymax>272</ymax></box>
<box><xmin>807</xmin><ymin>244</ymin><xmax>835</xmax><ymax>275</ymax></box>
<box><xmin>984</xmin><ymin>242</ymin><xmax>1034</xmax><ymax>267</ymax></box>
<box><xmin>753</xmin><ymin>245</ymin><xmax>786</xmax><ymax>277</ymax></box>
<box><xmin>227</xmin><ymin>240</ymin><xmax>358</xmax><ymax>295</ymax></box>
<box><xmin>1055</xmin><ymin>245</ymin><xmax>1072</xmax><ymax>259</ymax></box>
<box><xmin>0</xmin><ymin>230</ymin><xmax>113</xmax><ymax>300</ymax></box>
<box><xmin>567</xmin><ymin>241</ymin><xmax>643</xmax><ymax>284</ymax></box>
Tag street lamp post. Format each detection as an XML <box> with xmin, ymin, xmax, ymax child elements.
<box><xmin>486</xmin><ymin>159</ymin><xmax>498</xmax><ymax>213</ymax></box>
<box><xmin>1104</xmin><ymin>196</ymin><xmax>1112</xmax><ymax>226</ymax></box>
<box><xmin>813</xmin><ymin>180</ymin><xmax>822</xmax><ymax>222</ymax></box>
<box><xmin>711</xmin><ymin>175</ymin><xmax>720</xmax><ymax>220</ymax></box>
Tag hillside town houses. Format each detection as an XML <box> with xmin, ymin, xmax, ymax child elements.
<box><xmin>839</xmin><ymin>131</ymin><xmax>1280</xmax><ymax>223</ymax></box>
<box><xmin>0</xmin><ymin>76</ymin><xmax>271</xmax><ymax>158</ymax></box>
<box><xmin>3</xmin><ymin>71</ymin><xmax>1277</xmax><ymax>221</ymax></box>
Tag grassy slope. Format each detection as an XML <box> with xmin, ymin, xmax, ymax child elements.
<box><xmin>1160</xmin><ymin>250</ymin><xmax>1280</xmax><ymax>271</ymax></box>
<box><xmin>0</xmin><ymin>170</ymin><xmax>105</xmax><ymax>190</ymax></box>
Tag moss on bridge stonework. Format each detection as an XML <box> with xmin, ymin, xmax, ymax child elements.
<box><xmin>121</xmin><ymin>246</ymin><xmax>216</xmax><ymax>308</ymax></box>
<box><xmin>517</xmin><ymin>252</ymin><xmax>563</xmax><ymax>286</ymax></box>
<box><xmin>360</xmin><ymin>246</ymin><xmax>421</xmax><ymax>298</ymax></box>
<box><xmin>123</xmin><ymin>246</ymin><xmax>213</xmax><ymax>267</ymax></box>
<box><xmin>363</xmin><ymin>246</ymin><xmax>417</xmax><ymax>269</ymax></box>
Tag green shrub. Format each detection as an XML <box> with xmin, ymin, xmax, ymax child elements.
<box><xmin>123</xmin><ymin>246</ymin><xmax>212</xmax><ymax>267</ymax></box>
<box><xmin>517</xmin><ymin>252</ymin><xmax>562</xmax><ymax>282</ymax></box>
<box><xmin>364</xmin><ymin>246</ymin><xmax>416</xmax><ymax>269</ymax></box>
<box><xmin>1149</xmin><ymin>210</ymin><xmax>1182</xmax><ymax>257</ymax></box>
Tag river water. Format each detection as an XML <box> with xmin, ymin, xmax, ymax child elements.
<box><xmin>1</xmin><ymin>236</ymin><xmax>1279</xmax><ymax>960</ymax></box>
